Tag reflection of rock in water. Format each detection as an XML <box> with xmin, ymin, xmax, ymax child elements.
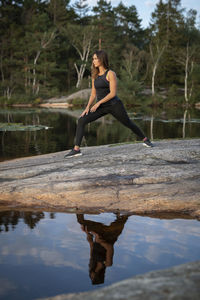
<box><xmin>77</xmin><ymin>214</ymin><xmax>128</xmax><ymax>285</ymax></box>
<box><xmin>0</xmin><ymin>211</ymin><xmax>45</xmax><ymax>232</ymax></box>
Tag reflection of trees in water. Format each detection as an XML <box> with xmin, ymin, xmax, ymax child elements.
<box><xmin>183</xmin><ymin>110</ymin><xmax>192</xmax><ymax>138</ymax></box>
<box><xmin>86</xmin><ymin>116</ymin><xmax>137</xmax><ymax>146</ymax></box>
<box><xmin>0</xmin><ymin>211</ymin><xmax>45</xmax><ymax>232</ymax></box>
<box><xmin>0</xmin><ymin>110</ymin><xmax>76</xmax><ymax>160</ymax></box>
<box><xmin>1</xmin><ymin>109</ymin><xmax>200</xmax><ymax>161</ymax></box>
<box><xmin>150</xmin><ymin>114</ymin><xmax>154</xmax><ymax>141</ymax></box>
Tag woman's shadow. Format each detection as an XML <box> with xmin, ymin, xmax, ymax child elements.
<box><xmin>76</xmin><ymin>213</ymin><xmax>129</xmax><ymax>285</ymax></box>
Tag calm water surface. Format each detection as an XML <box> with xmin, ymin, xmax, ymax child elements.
<box><xmin>0</xmin><ymin>107</ymin><xmax>200</xmax><ymax>161</ymax></box>
<box><xmin>0</xmin><ymin>211</ymin><xmax>200</xmax><ymax>300</ymax></box>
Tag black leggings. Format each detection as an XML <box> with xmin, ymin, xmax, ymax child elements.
<box><xmin>75</xmin><ymin>99</ymin><xmax>145</xmax><ymax>146</ymax></box>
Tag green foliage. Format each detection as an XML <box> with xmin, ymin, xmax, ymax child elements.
<box><xmin>33</xmin><ymin>98</ymin><xmax>43</xmax><ymax>105</ymax></box>
<box><xmin>168</xmin><ymin>84</ymin><xmax>179</xmax><ymax>98</ymax></box>
<box><xmin>0</xmin><ymin>0</ymin><xmax>200</xmax><ymax>107</ymax></box>
<box><xmin>69</xmin><ymin>97</ymin><xmax>87</xmax><ymax>107</ymax></box>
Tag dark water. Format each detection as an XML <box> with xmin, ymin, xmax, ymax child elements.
<box><xmin>0</xmin><ymin>107</ymin><xmax>200</xmax><ymax>161</ymax></box>
<box><xmin>0</xmin><ymin>211</ymin><xmax>200</xmax><ymax>300</ymax></box>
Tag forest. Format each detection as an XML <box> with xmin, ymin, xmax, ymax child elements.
<box><xmin>0</xmin><ymin>0</ymin><xmax>200</xmax><ymax>106</ymax></box>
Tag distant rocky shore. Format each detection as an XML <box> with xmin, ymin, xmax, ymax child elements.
<box><xmin>39</xmin><ymin>88</ymin><xmax>91</xmax><ymax>108</ymax></box>
<box><xmin>5</xmin><ymin>88</ymin><xmax>200</xmax><ymax>109</ymax></box>
<box><xmin>39</xmin><ymin>89</ymin><xmax>200</xmax><ymax>109</ymax></box>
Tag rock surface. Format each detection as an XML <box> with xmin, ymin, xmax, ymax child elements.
<box><xmin>0</xmin><ymin>139</ymin><xmax>200</xmax><ymax>217</ymax></box>
<box><xmin>41</xmin><ymin>89</ymin><xmax>91</xmax><ymax>103</ymax></box>
<box><xmin>39</xmin><ymin>261</ymin><xmax>200</xmax><ymax>300</ymax></box>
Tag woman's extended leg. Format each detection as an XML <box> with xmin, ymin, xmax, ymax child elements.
<box><xmin>109</xmin><ymin>100</ymin><xmax>146</xmax><ymax>139</ymax></box>
<box><xmin>74</xmin><ymin>107</ymin><xmax>108</xmax><ymax>147</ymax></box>
<box><xmin>65</xmin><ymin>106</ymin><xmax>108</xmax><ymax>158</ymax></box>
<box><xmin>65</xmin><ymin>108</ymin><xmax>108</xmax><ymax>158</ymax></box>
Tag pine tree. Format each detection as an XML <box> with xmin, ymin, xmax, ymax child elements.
<box><xmin>92</xmin><ymin>0</ymin><xmax>115</xmax><ymax>51</ymax></box>
<box><xmin>0</xmin><ymin>0</ymin><xmax>24</xmax><ymax>99</ymax></box>
<box><xmin>114</xmin><ymin>2</ymin><xmax>145</xmax><ymax>49</ymax></box>
<box><xmin>22</xmin><ymin>3</ymin><xmax>57</xmax><ymax>96</ymax></box>
<box><xmin>175</xmin><ymin>9</ymin><xmax>200</xmax><ymax>103</ymax></box>
<box><xmin>73</xmin><ymin>0</ymin><xmax>90</xmax><ymax>25</ymax></box>
<box><xmin>48</xmin><ymin>0</ymin><xmax>71</xmax><ymax>27</ymax></box>
<box><xmin>149</xmin><ymin>0</ymin><xmax>185</xmax><ymax>87</ymax></box>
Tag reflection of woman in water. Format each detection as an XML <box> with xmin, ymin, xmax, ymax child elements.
<box><xmin>76</xmin><ymin>213</ymin><xmax>128</xmax><ymax>285</ymax></box>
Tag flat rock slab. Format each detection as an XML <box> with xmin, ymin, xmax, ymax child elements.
<box><xmin>0</xmin><ymin>139</ymin><xmax>200</xmax><ymax>218</ymax></box>
<box><xmin>39</xmin><ymin>261</ymin><xmax>200</xmax><ymax>300</ymax></box>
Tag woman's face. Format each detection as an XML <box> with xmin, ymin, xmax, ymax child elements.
<box><xmin>93</xmin><ymin>54</ymin><xmax>101</xmax><ymax>68</ymax></box>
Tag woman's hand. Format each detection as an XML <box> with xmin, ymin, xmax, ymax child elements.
<box><xmin>90</xmin><ymin>102</ymin><xmax>100</xmax><ymax>112</ymax></box>
<box><xmin>80</xmin><ymin>106</ymin><xmax>90</xmax><ymax>117</ymax></box>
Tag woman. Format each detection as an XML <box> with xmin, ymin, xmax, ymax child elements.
<box><xmin>65</xmin><ymin>50</ymin><xmax>153</xmax><ymax>158</ymax></box>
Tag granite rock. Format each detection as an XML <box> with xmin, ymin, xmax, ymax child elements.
<box><xmin>0</xmin><ymin>139</ymin><xmax>200</xmax><ymax>218</ymax></box>
<box><xmin>38</xmin><ymin>261</ymin><xmax>200</xmax><ymax>300</ymax></box>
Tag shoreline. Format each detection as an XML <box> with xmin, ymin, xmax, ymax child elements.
<box><xmin>0</xmin><ymin>87</ymin><xmax>200</xmax><ymax>109</ymax></box>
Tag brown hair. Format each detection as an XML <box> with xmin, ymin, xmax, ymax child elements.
<box><xmin>91</xmin><ymin>50</ymin><xmax>109</xmax><ymax>79</ymax></box>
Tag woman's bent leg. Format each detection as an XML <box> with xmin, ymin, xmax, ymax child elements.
<box><xmin>110</xmin><ymin>100</ymin><xmax>145</xmax><ymax>139</ymax></box>
<box><xmin>75</xmin><ymin>107</ymin><xmax>107</xmax><ymax>146</ymax></box>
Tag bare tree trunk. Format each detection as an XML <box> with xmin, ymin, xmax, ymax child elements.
<box><xmin>32</xmin><ymin>30</ymin><xmax>56</xmax><ymax>95</ymax></box>
<box><xmin>184</xmin><ymin>44</ymin><xmax>195</xmax><ymax>104</ymax></box>
<box><xmin>32</xmin><ymin>50</ymin><xmax>41</xmax><ymax>94</ymax></box>
<box><xmin>74</xmin><ymin>63</ymin><xmax>87</xmax><ymax>88</ymax></box>
<box><xmin>36</xmin><ymin>83</ymin><xmax>40</xmax><ymax>95</ymax></box>
<box><xmin>152</xmin><ymin>63</ymin><xmax>157</xmax><ymax>96</ymax></box>
<box><xmin>150</xmin><ymin>114</ymin><xmax>154</xmax><ymax>141</ymax></box>
<box><xmin>182</xmin><ymin>109</ymin><xmax>187</xmax><ymax>138</ymax></box>
<box><xmin>5</xmin><ymin>86</ymin><xmax>14</xmax><ymax>100</ymax></box>
<box><xmin>150</xmin><ymin>43</ymin><xmax>166</xmax><ymax>97</ymax></box>
<box><xmin>177</xmin><ymin>44</ymin><xmax>196</xmax><ymax>105</ymax></box>
<box><xmin>7</xmin><ymin>87</ymin><xmax>11</xmax><ymax>99</ymax></box>
<box><xmin>73</xmin><ymin>31</ymin><xmax>92</xmax><ymax>88</ymax></box>
<box><xmin>189</xmin><ymin>80</ymin><xmax>193</xmax><ymax>100</ymax></box>
<box><xmin>188</xmin><ymin>61</ymin><xmax>194</xmax><ymax>100</ymax></box>
<box><xmin>0</xmin><ymin>50</ymin><xmax>4</xmax><ymax>83</ymax></box>
<box><xmin>184</xmin><ymin>43</ymin><xmax>189</xmax><ymax>103</ymax></box>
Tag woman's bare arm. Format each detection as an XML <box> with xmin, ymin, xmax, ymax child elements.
<box><xmin>81</xmin><ymin>79</ymin><xmax>96</xmax><ymax>116</ymax></box>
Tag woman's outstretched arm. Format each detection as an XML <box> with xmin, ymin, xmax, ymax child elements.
<box><xmin>81</xmin><ymin>79</ymin><xmax>96</xmax><ymax>117</ymax></box>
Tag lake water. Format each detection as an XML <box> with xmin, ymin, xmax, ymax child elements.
<box><xmin>0</xmin><ymin>106</ymin><xmax>200</xmax><ymax>161</ymax></box>
<box><xmin>1</xmin><ymin>107</ymin><xmax>199</xmax><ymax>299</ymax></box>
<box><xmin>0</xmin><ymin>211</ymin><xmax>199</xmax><ymax>300</ymax></box>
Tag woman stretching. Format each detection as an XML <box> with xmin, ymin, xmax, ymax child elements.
<box><xmin>65</xmin><ymin>50</ymin><xmax>153</xmax><ymax>158</ymax></box>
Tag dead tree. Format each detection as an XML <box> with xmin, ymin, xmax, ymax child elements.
<box><xmin>32</xmin><ymin>30</ymin><xmax>56</xmax><ymax>95</ymax></box>
<box><xmin>68</xmin><ymin>25</ymin><xmax>94</xmax><ymax>88</ymax></box>
<box><xmin>150</xmin><ymin>42</ymin><xmax>166</xmax><ymax>96</ymax></box>
<box><xmin>176</xmin><ymin>42</ymin><xmax>195</xmax><ymax>104</ymax></box>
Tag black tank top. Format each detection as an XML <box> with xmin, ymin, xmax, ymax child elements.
<box><xmin>94</xmin><ymin>70</ymin><xmax>119</xmax><ymax>105</ymax></box>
